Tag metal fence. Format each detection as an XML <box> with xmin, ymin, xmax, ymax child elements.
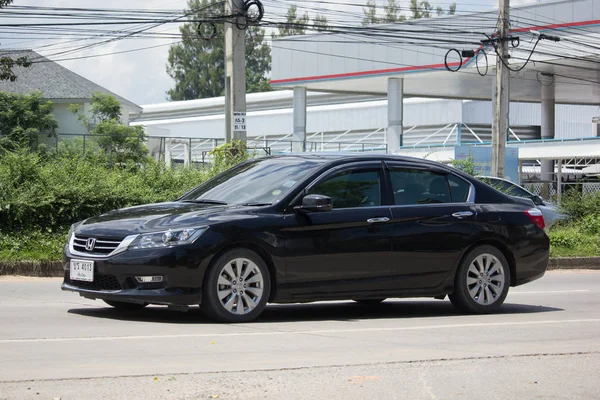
<box><xmin>19</xmin><ymin>132</ymin><xmax>387</xmax><ymax>166</ymax></box>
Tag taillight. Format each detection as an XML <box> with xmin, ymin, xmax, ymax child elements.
<box><xmin>525</xmin><ymin>208</ymin><xmax>545</xmax><ymax>229</ymax></box>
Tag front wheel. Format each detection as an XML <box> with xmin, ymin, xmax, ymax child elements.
<box><xmin>449</xmin><ymin>245</ymin><xmax>510</xmax><ymax>314</ymax></box>
<box><xmin>202</xmin><ymin>249</ymin><xmax>271</xmax><ymax>323</ymax></box>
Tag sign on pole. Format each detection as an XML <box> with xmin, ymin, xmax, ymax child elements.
<box><xmin>233</xmin><ymin>111</ymin><xmax>246</xmax><ymax>133</ymax></box>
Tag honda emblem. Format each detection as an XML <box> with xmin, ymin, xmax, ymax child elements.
<box><xmin>85</xmin><ymin>238</ymin><xmax>96</xmax><ymax>251</ymax></box>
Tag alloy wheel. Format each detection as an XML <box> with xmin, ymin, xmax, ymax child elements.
<box><xmin>466</xmin><ymin>253</ymin><xmax>506</xmax><ymax>305</ymax></box>
<box><xmin>216</xmin><ymin>258</ymin><xmax>264</xmax><ymax>315</ymax></box>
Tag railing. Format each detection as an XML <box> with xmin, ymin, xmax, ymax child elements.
<box><xmin>16</xmin><ymin>133</ymin><xmax>387</xmax><ymax>167</ymax></box>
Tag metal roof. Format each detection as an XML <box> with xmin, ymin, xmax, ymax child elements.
<box><xmin>271</xmin><ymin>0</ymin><xmax>600</xmax><ymax>105</ymax></box>
<box><xmin>0</xmin><ymin>50</ymin><xmax>140</xmax><ymax>111</ymax></box>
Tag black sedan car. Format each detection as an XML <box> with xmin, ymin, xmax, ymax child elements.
<box><xmin>62</xmin><ymin>154</ymin><xmax>549</xmax><ymax>322</ymax></box>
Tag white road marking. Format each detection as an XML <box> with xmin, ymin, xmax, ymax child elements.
<box><xmin>1</xmin><ymin>318</ymin><xmax>600</xmax><ymax>344</ymax></box>
<box><xmin>510</xmin><ymin>289</ymin><xmax>591</xmax><ymax>295</ymax></box>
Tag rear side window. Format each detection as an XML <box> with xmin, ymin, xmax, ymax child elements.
<box><xmin>389</xmin><ymin>168</ymin><xmax>450</xmax><ymax>205</ymax></box>
<box><xmin>448</xmin><ymin>174</ymin><xmax>471</xmax><ymax>202</ymax></box>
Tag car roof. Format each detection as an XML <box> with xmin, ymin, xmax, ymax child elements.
<box><xmin>264</xmin><ymin>152</ymin><xmax>448</xmax><ymax>167</ymax></box>
<box><xmin>477</xmin><ymin>176</ymin><xmax>514</xmax><ymax>183</ymax></box>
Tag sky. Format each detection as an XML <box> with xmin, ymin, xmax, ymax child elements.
<box><xmin>0</xmin><ymin>0</ymin><xmax>539</xmax><ymax>106</ymax></box>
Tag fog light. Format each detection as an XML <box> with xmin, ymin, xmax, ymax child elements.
<box><xmin>135</xmin><ymin>276</ymin><xmax>163</xmax><ymax>283</ymax></box>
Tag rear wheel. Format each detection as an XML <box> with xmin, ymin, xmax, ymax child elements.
<box><xmin>202</xmin><ymin>248</ymin><xmax>271</xmax><ymax>323</ymax></box>
<box><xmin>103</xmin><ymin>300</ymin><xmax>148</xmax><ymax>310</ymax></box>
<box><xmin>353</xmin><ymin>299</ymin><xmax>386</xmax><ymax>305</ymax></box>
<box><xmin>449</xmin><ymin>245</ymin><xmax>510</xmax><ymax>314</ymax></box>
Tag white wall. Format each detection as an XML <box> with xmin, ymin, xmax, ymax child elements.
<box><xmin>53</xmin><ymin>102</ymin><xmax>88</xmax><ymax>135</ymax></box>
<box><xmin>463</xmin><ymin>101</ymin><xmax>598</xmax><ymax>139</ymax></box>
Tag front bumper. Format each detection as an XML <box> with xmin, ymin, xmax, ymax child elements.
<box><xmin>62</xmin><ymin>245</ymin><xmax>208</xmax><ymax>306</ymax></box>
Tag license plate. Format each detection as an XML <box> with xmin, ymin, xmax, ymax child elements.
<box><xmin>70</xmin><ymin>260</ymin><xmax>94</xmax><ymax>282</ymax></box>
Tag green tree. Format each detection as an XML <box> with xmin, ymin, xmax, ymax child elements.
<box><xmin>362</xmin><ymin>0</ymin><xmax>379</xmax><ymax>25</ymax></box>
<box><xmin>450</xmin><ymin>153</ymin><xmax>476</xmax><ymax>176</ymax></box>
<box><xmin>277</xmin><ymin>5</ymin><xmax>329</xmax><ymax>35</ymax></box>
<box><xmin>383</xmin><ymin>0</ymin><xmax>406</xmax><ymax>23</ymax></box>
<box><xmin>277</xmin><ymin>5</ymin><xmax>309</xmax><ymax>36</ymax></box>
<box><xmin>313</xmin><ymin>14</ymin><xmax>330</xmax><ymax>32</ymax></box>
<box><xmin>0</xmin><ymin>1</ymin><xmax>32</xmax><ymax>82</ymax></box>
<box><xmin>410</xmin><ymin>0</ymin><xmax>455</xmax><ymax>18</ymax></box>
<box><xmin>70</xmin><ymin>93</ymin><xmax>148</xmax><ymax>165</ymax></box>
<box><xmin>166</xmin><ymin>0</ymin><xmax>271</xmax><ymax>100</ymax></box>
<box><xmin>364</xmin><ymin>0</ymin><xmax>454</xmax><ymax>24</ymax></box>
<box><xmin>0</xmin><ymin>91</ymin><xmax>58</xmax><ymax>151</ymax></box>
<box><xmin>410</xmin><ymin>0</ymin><xmax>432</xmax><ymax>19</ymax></box>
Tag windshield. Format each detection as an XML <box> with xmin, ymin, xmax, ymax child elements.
<box><xmin>180</xmin><ymin>157</ymin><xmax>325</xmax><ymax>205</ymax></box>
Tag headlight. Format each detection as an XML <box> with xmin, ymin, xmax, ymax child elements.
<box><xmin>128</xmin><ymin>226</ymin><xmax>208</xmax><ymax>250</ymax></box>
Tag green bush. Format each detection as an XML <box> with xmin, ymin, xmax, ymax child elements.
<box><xmin>0</xmin><ymin>230</ymin><xmax>66</xmax><ymax>261</ymax></box>
<box><xmin>0</xmin><ymin>148</ymin><xmax>208</xmax><ymax>232</ymax></box>
<box><xmin>560</xmin><ymin>190</ymin><xmax>600</xmax><ymax>221</ymax></box>
<box><xmin>0</xmin><ymin>137</ymin><xmax>254</xmax><ymax>261</ymax></box>
<box><xmin>580</xmin><ymin>214</ymin><xmax>600</xmax><ymax>235</ymax></box>
<box><xmin>549</xmin><ymin>230</ymin><xmax>580</xmax><ymax>249</ymax></box>
<box><xmin>548</xmin><ymin>224</ymin><xmax>600</xmax><ymax>258</ymax></box>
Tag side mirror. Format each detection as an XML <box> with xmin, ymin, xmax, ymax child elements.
<box><xmin>294</xmin><ymin>194</ymin><xmax>333</xmax><ymax>213</ymax></box>
<box><xmin>532</xmin><ymin>195</ymin><xmax>544</xmax><ymax>206</ymax></box>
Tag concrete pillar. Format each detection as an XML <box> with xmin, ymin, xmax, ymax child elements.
<box><xmin>540</xmin><ymin>82</ymin><xmax>555</xmax><ymax>199</ymax></box>
<box><xmin>387</xmin><ymin>78</ymin><xmax>404</xmax><ymax>153</ymax></box>
<box><xmin>164</xmin><ymin>139</ymin><xmax>172</xmax><ymax>168</ymax></box>
<box><xmin>292</xmin><ymin>87</ymin><xmax>307</xmax><ymax>153</ymax></box>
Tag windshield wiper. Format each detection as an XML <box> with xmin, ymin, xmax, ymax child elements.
<box><xmin>181</xmin><ymin>199</ymin><xmax>228</xmax><ymax>205</ymax></box>
<box><xmin>242</xmin><ymin>202</ymin><xmax>272</xmax><ymax>207</ymax></box>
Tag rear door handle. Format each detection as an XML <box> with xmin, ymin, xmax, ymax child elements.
<box><xmin>367</xmin><ymin>217</ymin><xmax>390</xmax><ymax>224</ymax></box>
<box><xmin>452</xmin><ymin>211</ymin><xmax>474</xmax><ymax>219</ymax></box>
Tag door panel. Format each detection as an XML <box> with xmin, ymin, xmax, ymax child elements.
<box><xmin>388</xmin><ymin>204</ymin><xmax>479</xmax><ymax>289</ymax></box>
<box><xmin>284</xmin><ymin>207</ymin><xmax>393</xmax><ymax>294</ymax></box>
<box><xmin>385</xmin><ymin>164</ymin><xmax>480</xmax><ymax>289</ymax></box>
<box><xmin>283</xmin><ymin>163</ymin><xmax>393</xmax><ymax>295</ymax></box>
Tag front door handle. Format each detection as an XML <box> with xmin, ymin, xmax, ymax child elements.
<box><xmin>452</xmin><ymin>211</ymin><xmax>474</xmax><ymax>219</ymax></box>
<box><xmin>367</xmin><ymin>217</ymin><xmax>390</xmax><ymax>224</ymax></box>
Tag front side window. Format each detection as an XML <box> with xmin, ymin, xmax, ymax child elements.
<box><xmin>309</xmin><ymin>169</ymin><xmax>381</xmax><ymax>209</ymax></box>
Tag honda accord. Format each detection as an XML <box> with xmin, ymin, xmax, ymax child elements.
<box><xmin>62</xmin><ymin>154</ymin><xmax>550</xmax><ymax>322</ymax></box>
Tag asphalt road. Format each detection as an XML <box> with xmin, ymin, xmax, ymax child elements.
<box><xmin>0</xmin><ymin>270</ymin><xmax>599</xmax><ymax>400</ymax></box>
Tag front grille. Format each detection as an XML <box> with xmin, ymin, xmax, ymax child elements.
<box><xmin>72</xmin><ymin>235</ymin><xmax>123</xmax><ymax>256</ymax></box>
<box><xmin>64</xmin><ymin>271</ymin><xmax>122</xmax><ymax>291</ymax></box>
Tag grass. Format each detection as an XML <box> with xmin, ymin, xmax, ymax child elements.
<box><xmin>548</xmin><ymin>224</ymin><xmax>600</xmax><ymax>258</ymax></box>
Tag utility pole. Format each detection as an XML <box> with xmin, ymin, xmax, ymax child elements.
<box><xmin>224</xmin><ymin>0</ymin><xmax>247</xmax><ymax>143</ymax></box>
<box><xmin>491</xmin><ymin>0</ymin><xmax>510</xmax><ymax>178</ymax></box>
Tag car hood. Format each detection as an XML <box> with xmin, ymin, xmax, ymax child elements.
<box><xmin>75</xmin><ymin>202</ymin><xmax>250</xmax><ymax>238</ymax></box>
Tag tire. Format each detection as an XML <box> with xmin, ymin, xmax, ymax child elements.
<box><xmin>103</xmin><ymin>300</ymin><xmax>148</xmax><ymax>310</ymax></box>
<box><xmin>353</xmin><ymin>299</ymin><xmax>386</xmax><ymax>305</ymax></box>
<box><xmin>449</xmin><ymin>245</ymin><xmax>510</xmax><ymax>314</ymax></box>
<box><xmin>202</xmin><ymin>248</ymin><xmax>271</xmax><ymax>323</ymax></box>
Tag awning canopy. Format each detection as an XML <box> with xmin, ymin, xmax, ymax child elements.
<box><xmin>271</xmin><ymin>1</ymin><xmax>600</xmax><ymax>105</ymax></box>
<box><xmin>396</xmin><ymin>138</ymin><xmax>600</xmax><ymax>162</ymax></box>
